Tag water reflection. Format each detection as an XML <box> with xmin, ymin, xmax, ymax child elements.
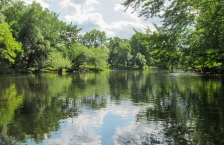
<box><xmin>0</xmin><ymin>71</ymin><xmax>224</xmax><ymax>144</ymax></box>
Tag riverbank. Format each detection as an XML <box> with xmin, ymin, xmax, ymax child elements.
<box><xmin>1</xmin><ymin>65</ymin><xmax>224</xmax><ymax>75</ymax></box>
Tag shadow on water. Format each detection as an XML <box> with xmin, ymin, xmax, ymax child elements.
<box><xmin>0</xmin><ymin>70</ymin><xmax>223</xmax><ymax>144</ymax></box>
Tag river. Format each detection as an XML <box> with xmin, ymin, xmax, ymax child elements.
<box><xmin>0</xmin><ymin>70</ymin><xmax>223</xmax><ymax>145</ymax></box>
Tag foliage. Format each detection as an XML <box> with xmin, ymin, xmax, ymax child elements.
<box><xmin>0</xmin><ymin>23</ymin><xmax>22</xmax><ymax>64</ymax></box>
<box><xmin>60</xmin><ymin>22</ymin><xmax>82</xmax><ymax>45</ymax></box>
<box><xmin>0</xmin><ymin>12</ymin><xmax>5</xmax><ymax>23</ymax></box>
<box><xmin>82</xmin><ymin>29</ymin><xmax>107</xmax><ymax>48</ymax></box>
<box><xmin>108</xmin><ymin>37</ymin><xmax>132</xmax><ymax>68</ymax></box>
<box><xmin>89</xmin><ymin>47</ymin><xmax>109</xmax><ymax>69</ymax></box>
<box><xmin>48</xmin><ymin>51</ymin><xmax>72</xmax><ymax>71</ymax></box>
<box><xmin>123</xmin><ymin>0</ymin><xmax>224</xmax><ymax>72</ymax></box>
<box><xmin>66</xmin><ymin>44</ymin><xmax>91</xmax><ymax>70</ymax></box>
<box><xmin>0</xmin><ymin>0</ymin><xmax>223</xmax><ymax>72</ymax></box>
<box><xmin>17</xmin><ymin>2</ymin><xmax>52</xmax><ymax>68</ymax></box>
<box><xmin>130</xmin><ymin>32</ymin><xmax>150</xmax><ymax>66</ymax></box>
<box><xmin>136</xmin><ymin>52</ymin><xmax>146</xmax><ymax>68</ymax></box>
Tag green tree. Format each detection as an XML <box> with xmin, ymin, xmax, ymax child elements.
<box><xmin>2</xmin><ymin>1</ymin><xmax>25</xmax><ymax>25</ymax></box>
<box><xmin>2</xmin><ymin>1</ymin><xmax>72</xmax><ymax>71</ymax></box>
<box><xmin>48</xmin><ymin>51</ymin><xmax>72</xmax><ymax>73</ymax></box>
<box><xmin>0</xmin><ymin>23</ymin><xmax>22</xmax><ymax>65</ymax></box>
<box><xmin>130</xmin><ymin>31</ymin><xmax>152</xmax><ymax>67</ymax></box>
<box><xmin>151</xmin><ymin>30</ymin><xmax>181</xmax><ymax>69</ymax></box>
<box><xmin>17</xmin><ymin>2</ymin><xmax>55</xmax><ymax>69</ymax></box>
<box><xmin>136</xmin><ymin>52</ymin><xmax>146</xmax><ymax>68</ymax></box>
<box><xmin>82</xmin><ymin>29</ymin><xmax>107</xmax><ymax>48</ymax></box>
<box><xmin>89</xmin><ymin>47</ymin><xmax>109</xmax><ymax>70</ymax></box>
<box><xmin>2</xmin><ymin>1</ymin><xmax>26</xmax><ymax>42</ymax></box>
<box><xmin>60</xmin><ymin>22</ymin><xmax>81</xmax><ymax>45</ymax></box>
<box><xmin>66</xmin><ymin>44</ymin><xmax>91</xmax><ymax>70</ymax></box>
<box><xmin>108</xmin><ymin>37</ymin><xmax>132</xmax><ymax>68</ymax></box>
<box><xmin>129</xmin><ymin>29</ymin><xmax>180</xmax><ymax>69</ymax></box>
<box><xmin>117</xmin><ymin>41</ymin><xmax>132</xmax><ymax>67</ymax></box>
<box><xmin>192</xmin><ymin>1</ymin><xmax>224</xmax><ymax>71</ymax></box>
<box><xmin>20</xmin><ymin>22</ymin><xmax>50</xmax><ymax>69</ymax></box>
<box><xmin>108</xmin><ymin>37</ymin><xmax>122</xmax><ymax>66</ymax></box>
<box><xmin>123</xmin><ymin>0</ymin><xmax>224</xmax><ymax>71</ymax></box>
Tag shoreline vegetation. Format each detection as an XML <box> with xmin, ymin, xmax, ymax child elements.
<box><xmin>1</xmin><ymin>1</ymin><xmax>224</xmax><ymax>75</ymax></box>
<box><xmin>0</xmin><ymin>66</ymin><xmax>222</xmax><ymax>76</ymax></box>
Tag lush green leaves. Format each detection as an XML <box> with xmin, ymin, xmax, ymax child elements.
<box><xmin>0</xmin><ymin>23</ymin><xmax>22</xmax><ymax>63</ymax></box>
<box><xmin>89</xmin><ymin>47</ymin><xmax>109</xmax><ymax>69</ymax></box>
<box><xmin>108</xmin><ymin>37</ymin><xmax>133</xmax><ymax>68</ymax></box>
<box><xmin>123</xmin><ymin>0</ymin><xmax>224</xmax><ymax>71</ymax></box>
<box><xmin>48</xmin><ymin>51</ymin><xmax>72</xmax><ymax>70</ymax></box>
<box><xmin>0</xmin><ymin>12</ymin><xmax>5</xmax><ymax>23</ymax></box>
<box><xmin>82</xmin><ymin>29</ymin><xmax>107</xmax><ymax>48</ymax></box>
<box><xmin>0</xmin><ymin>0</ymin><xmax>223</xmax><ymax>72</ymax></box>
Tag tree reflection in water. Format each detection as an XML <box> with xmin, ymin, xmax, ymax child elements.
<box><xmin>0</xmin><ymin>71</ymin><xmax>223</xmax><ymax>144</ymax></box>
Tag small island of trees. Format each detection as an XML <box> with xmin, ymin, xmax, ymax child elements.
<box><xmin>0</xmin><ymin>0</ymin><xmax>224</xmax><ymax>74</ymax></box>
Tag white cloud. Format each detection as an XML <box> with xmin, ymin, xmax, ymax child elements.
<box><xmin>114</xmin><ymin>4</ymin><xmax>124</xmax><ymax>11</ymax></box>
<box><xmin>64</xmin><ymin>12</ymin><xmax>149</xmax><ymax>38</ymax></box>
<box><xmin>64</xmin><ymin>12</ymin><xmax>105</xmax><ymax>25</ymax></box>
<box><xmin>113</xmin><ymin>4</ymin><xmax>139</xmax><ymax>22</ymax></box>
<box><xmin>24</xmin><ymin>0</ymin><xmax>49</xmax><ymax>8</ymax></box>
<box><xmin>57</xmin><ymin>0</ymin><xmax>155</xmax><ymax>38</ymax></box>
<box><xmin>58</xmin><ymin>0</ymin><xmax>99</xmax><ymax>14</ymax></box>
<box><xmin>111</xmin><ymin>0</ymin><xmax>126</xmax><ymax>3</ymax></box>
<box><xmin>86</xmin><ymin>0</ymin><xmax>99</xmax><ymax>5</ymax></box>
<box><xmin>26</xmin><ymin>0</ymin><xmax>158</xmax><ymax>38</ymax></box>
<box><xmin>58</xmin><ymin>0</ymin><xmax>81</xmax><ymax>15</ymax></box>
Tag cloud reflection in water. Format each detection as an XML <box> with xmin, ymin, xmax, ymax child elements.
<box><xmin>43</xmin><ymin>99</ymin><xmax>163</xmax><ymax>145</ymax></box>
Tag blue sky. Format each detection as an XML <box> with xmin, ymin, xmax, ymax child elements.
<box><xmin>24</xmin><ymin>0</ymin><xmax>160</xmax><ymax>39</ymax></box>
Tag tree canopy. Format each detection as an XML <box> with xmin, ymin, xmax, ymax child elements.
<box><xmin>0</xmin><ymin>0</ymin><xmax>223</xmax><ymax>73</ymax></box>
<box><xmin>123</xmin><ymin>0</ymin><xmax>224</xmax><ymax>72</ymax></box>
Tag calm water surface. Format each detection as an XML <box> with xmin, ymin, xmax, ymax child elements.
<box><xmin>0</xmin><ymin>70</ymin><xmax>224</xmax><ymax>145</ymax></box>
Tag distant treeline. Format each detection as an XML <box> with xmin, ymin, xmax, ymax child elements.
<box><xmin>0</xmin><ymin>0</ymin><xmax>224</xmax><ymax>73</ymax></box>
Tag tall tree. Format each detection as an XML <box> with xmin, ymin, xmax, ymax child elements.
<box><xmin>17</xmin><ymin>2</ymin><xmax>56</xmax><ymax>69</ymax></box>
<box><xmin>192</xmin><ymin>1</ymin><xmax>224</xmax><ymax>70</ymax></box>
<box><xmin>130</xmin><ymin>31</ymin><xmax>151</xmax><ymax>66</ymax></box>
<box><xmin>108</xmin><ymin>37</ymin><xmax>122</xmax><ymax>66</ymax></box>
<box><xmin>82</xmin><ymin>29</ymin><xmax>107</xmax><ymax>48</ymax></box>
<box><xmin>108</xmin><ymin>37</ymin><xmax>132</xmax><ymax>68</ymax></box>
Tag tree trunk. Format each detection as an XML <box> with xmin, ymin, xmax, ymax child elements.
<box><xmin>58</xmin><ymin>68</ymin><xmax>63</xmax><ymax>74</ymax></box>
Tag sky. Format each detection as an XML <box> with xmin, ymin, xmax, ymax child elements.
<box><xmin>24</xmin><ymin>0</ymin><xmax>160</xmax><ymax>39</ymax></box>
